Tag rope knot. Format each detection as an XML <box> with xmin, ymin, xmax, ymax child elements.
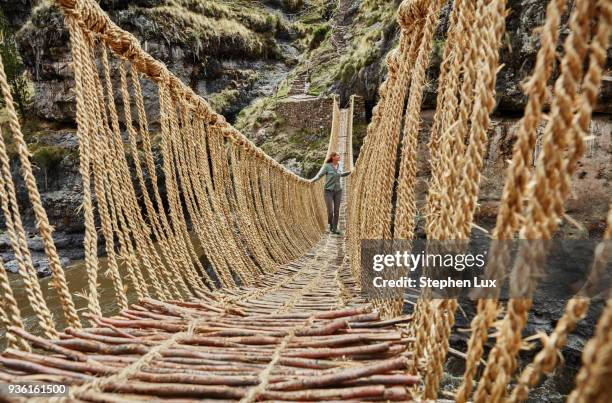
<box><xmin>57</xmin><ymin>0</ymin><xmax>78</xmax><ymax>10</ymax></box>
<box><xmin>220</xmin><ymin>127</ymin><xmax>234</xmax><ymax>141</ymax></box>
<box><xmin>397</xmin><ymin>0</ymin><xmax>427</xmax><ymax>30</ymax></box>
<box><xmin>244</xmin><ymin>139</ymin><xmax>256</xmax><ymax>152</ymax></box>
<box><xmin>216</xmin><ymin>114</ymin><xmax>227</xmax><ymax>126</ymax></box>
<box><xmin>156</xmin><ymin>70</ymin><xmax>170</xmax><ymax>89</ymax></box>
<box><xmin>386</xmin><ymin>49</ymin><xmax>399</xmax><ymax>76</ymax></box>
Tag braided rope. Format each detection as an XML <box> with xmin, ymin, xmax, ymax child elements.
<box><xmin>358</xmin><ymin>2</ymin><xmax>427</xmax><ymax>319</ymax></box>
<box><xmin>565</xmin><ymin>209</ymin><xmax>612</xmax><ymax>403</ymax></box>
<box><xmin>66</xmin><ymin>18</ymin><xmax>101</xmax><ymax>316</ymax></box>
<box><xmin>176</xmin><ymin>104</ymin><xmax>227</xmax><ymax>288</ymax></box>
<box><xmin>412</xmin><ymin>2</ymin><xmax>505</xmax><ymax>397</ymax></box>
<box><xmin>84</xmin><ymin>40</ymin><xmax>129</xmax><ymax>309</ymax></box>
<box><xmin>433</xmin><ymin>0</ymin><xmax>478</xmax><ymax>239</ymax></box>
<box><xmin>166</xmin><ymin>98</ymin><xmax>220</xmax><ymax>292</ymax></box>
<box><xmin>170</xmin><ymin>104</ymin><xmax>219</xmax><ymax>291</ymax></box>
<box><xmin>190</xmin><ymin>119</ymin><xmax>238</xmax><ymax>286</ymax></box>
<box><xmin>425</xmin><ymin>0</ymin><xmax>466</xmax><ymax>234</ymax></box>
<box><xmin>107</xmin><ymin>56</ymin><xmax>177</xmax><ymax>302</ymax></box>
<box><xmin>0</xmin><ymin>259</ymin><xmax>29</xmax><ymax>351</ymax></box>
<box><xmin>118</xmin><ymin>62</ymin><xmax>164</xmax><ymax>299</ymax></box>
<box><xmin>231</xmin><ymin>147</ymin><xmax>275</xmax><ymax>272</ymax></box>
<box><xmin>394</xmin><ymin>0</ymin><xmax>444</xmax><ymax>241</ymax></box>
<box><xmin>130</xmin><ymin>65</ymin><xmax>195</xmax><ymax>296</ymax></box>
<box><xmin>0</xmin><ymin>52</ymin><xmax>81</xmax><ymax>330</ymax></box>
<box><xmin>509</xmin><ymin>3</ymin><xmax>612</xmax><ymax>400</ymax></box>
<box><xmin>569</xmin><ymin>299</ymin><xmax>612</xmax><ymax>402</ymax></box>
<box><xmin>391</xmin><ymin>3</ymin><xmax>447</xmax><ymax>356</ymax></box>
<box><xmin>431</xmin><ymin>4</ymin><xmax>506</xmax><ymax>391</ymax></box>
<box><xmin>0</xmin><ymin>61</ymin><xmax>58</xmax><ymax>338</ymax></box>
<box><xmin>165</xmin><ymin>88</ymin><xmax>212</xmax><ymax>295</ymax></box>
<box><xmin>455</xmin><ymin>0</ymin><xmax>506</xmax><ymax>239</ymax></box>
<box><xmin>474</xmin><ymin>1</ymin><xmax>599</xmax><ymax>401</ymax></box>
<box><xmin>455</xmin><ymin>2</ymin><xmax>568</xmax><ymax>400</ymax></box>
<box><xmin>103</xmin><ymin>50</ymin><xmax>179</xmax><ymax>299</ymax></box>
<box><xmin>158</xmin><ymin>80</ymin><xmax>210</xmax><ymax>295</ymax></box>
<box><xmin>208</xmin><ymin>128</ymin><xmax>257</xmax><ymax>282</ymax></box>
<box><xmin>49</xmin><ymin>0</ymin><xmax>332</xmax><ymax>314</ymax></box>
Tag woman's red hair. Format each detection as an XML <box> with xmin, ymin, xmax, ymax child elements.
<box><xmin>326</xmin><ymin>152</ymin><xmax>339</xmax><ymax>163</ymax></box>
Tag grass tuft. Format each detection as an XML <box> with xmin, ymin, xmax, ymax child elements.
<box><xmin>208</xmin><ymin>88</ymin><xmax>241</xmax><ymax>115</ymax></box>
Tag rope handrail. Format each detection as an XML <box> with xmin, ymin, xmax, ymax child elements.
<box><xmin>345</xmin><ymin>0</ymin><xmax>611</xmax><ymax>401</ymax></box>
<box><xmin>0</xmin><ymin>0</ymin><xmax>342</xmax><ymax>343</ymax></box>
<box><xmin>56</xmin><ymin>0</ymin><xmax>312</xmax><ymax>184</ymax></box>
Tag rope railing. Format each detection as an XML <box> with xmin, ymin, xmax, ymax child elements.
<box><xmin>0</xmin><ymin>0</ymin><xmax>343</xmax><ymax>345</ymax></box>
<box><xmin>345</xmin><ymin>0</ymin><xmax>611</xmax><ymax>401</ymax></box>
<box><xmin>0</xmin><ymin>0</ymin><xmax>610</xmax><ymax>401</ymax></box>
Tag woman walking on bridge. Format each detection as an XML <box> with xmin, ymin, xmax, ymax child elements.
<box><xmin>312</xmin><ymin>152</ymin><xmax>350</xmax><ymax>235</ymax></box>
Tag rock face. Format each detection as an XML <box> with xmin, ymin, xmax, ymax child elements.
<box><xmin>237</xmin><ymin>0</ymin><xmax>612</xmax><ymax>180</ymax></box>
<box><xmin>488</xmin><ymin>0</ymin><xmax>611</xmax><ymax>114</ymax></box>
<box><xmin>7</xmin><ymin>0</ymin><xmax>612</xmax><ymax>126</ymax></box>
<box><xmin>7</xmin><ymin>5</ymin><xmax>74</xmax><ymax>123</ymax></box>
<box><xmin>12</xmin><ymin>0</ymin><xmax>305</xmax><ymax>124</ymax></box>
<box><xmin>0</xmin><ymin>232</ymin><xmax>73</xmax><ymax>277</ymax></box>
<box><xmin>0</xmin><ymin>0</ymin><xmax>34</xmax><ymax>29</ymax></box>
<box><xmin>477</xmin><ymin>116</ymin><xmax>611</xmax><ymax>236</ymax></box>
<box><xmin>334</xmin><ymin>0</ymin><xmax>612</xmax><ymax>113</ymax></box>
<box><xmin>0</xmin><ymin>127</ymin><xmax>86</xmax><ymax>274</ymax></box>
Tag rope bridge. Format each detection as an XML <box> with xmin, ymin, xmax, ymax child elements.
<box><xmin>0</xmin><ymin>0</ymin><xmax>609</xmax><ymax>401</ymax></box>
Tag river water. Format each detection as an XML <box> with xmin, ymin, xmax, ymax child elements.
<box><xmin>4</xmin><ymin>231</ymin><xmax>216</xmax><ymax>346</ymax></box>
<box><xmin>1</xmin><ymin>232</ymin><xmax>212</xmax><ymax>350</ymax></box>
<box><xmin>1</xmin><ymin>255</ymin><xmax>141</xmax><ymax>350</ymax></box>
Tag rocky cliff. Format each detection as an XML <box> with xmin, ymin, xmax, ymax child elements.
<box><xmin>13</xmin><ymin>0</ymin><xmax>316</xmax><ymax>123</ymax></box>
<box><xmin>1</xmin><ymin>0</ymin><xmax>610</xmax><ymax>267</ymax></box>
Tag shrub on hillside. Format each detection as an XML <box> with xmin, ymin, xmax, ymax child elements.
<box><xmin>0</xmin><ymin>10</ymin><xmax>31</xmax><ymax>116</ymax></box>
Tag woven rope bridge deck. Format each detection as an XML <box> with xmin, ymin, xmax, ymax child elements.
<box><xmin>0</xmin><ymin>128</ymin><xmax>419</xmax><ymax>402</ymax></box>
<box><xmin>0</xmin><ymin>239</ymin><xmax>416</xmax><ymax>402</ymax></box>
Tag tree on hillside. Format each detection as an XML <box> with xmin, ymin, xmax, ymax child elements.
<box><xmin>0</xmin><ymin>10</ymin><xmax>31</xmax><ymax>116</ymax></box>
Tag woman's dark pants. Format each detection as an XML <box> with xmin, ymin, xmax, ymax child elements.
<box><xmin>324</xmin><ymin>189</ymin><xmax>342</xmax><ymax>229</ymax></box>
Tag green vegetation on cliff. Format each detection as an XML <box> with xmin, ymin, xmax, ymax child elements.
<box><xmin>337</xmin><ymin>0</ymin><xmax>397</xmax><ymax>84</ymax></box>
<box><xmin>235</xmin><ymin>0</ymin><xmax>396</xmax><ymax>175</ymax></box>
<box><xmin>115</xmin><ymin>0</ymin><xmax>286</xmax><ymax>60</ymax></box>
<box><xmin>234</xmin><ymin>0</ymin><xmax>336</xmax><ymax>132</ymax></box>
<box><xmin>30</xmin><ymin>144</ymin><xmax>72</xmax><ymax>189</ymax></box>
<box><xmin>260</xmin><ymin>127</ymin><xmax>327</xmax><ymax>178</ymax></box>
<box><xmin>284</xmin><ymin>0</ymin><xmax>398</xmax><ymax>96</ymax></box>
<box><xmin>0</xmin><ymin>9</ymin><xmax>31</xmax><ymax>115</ymax></box>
